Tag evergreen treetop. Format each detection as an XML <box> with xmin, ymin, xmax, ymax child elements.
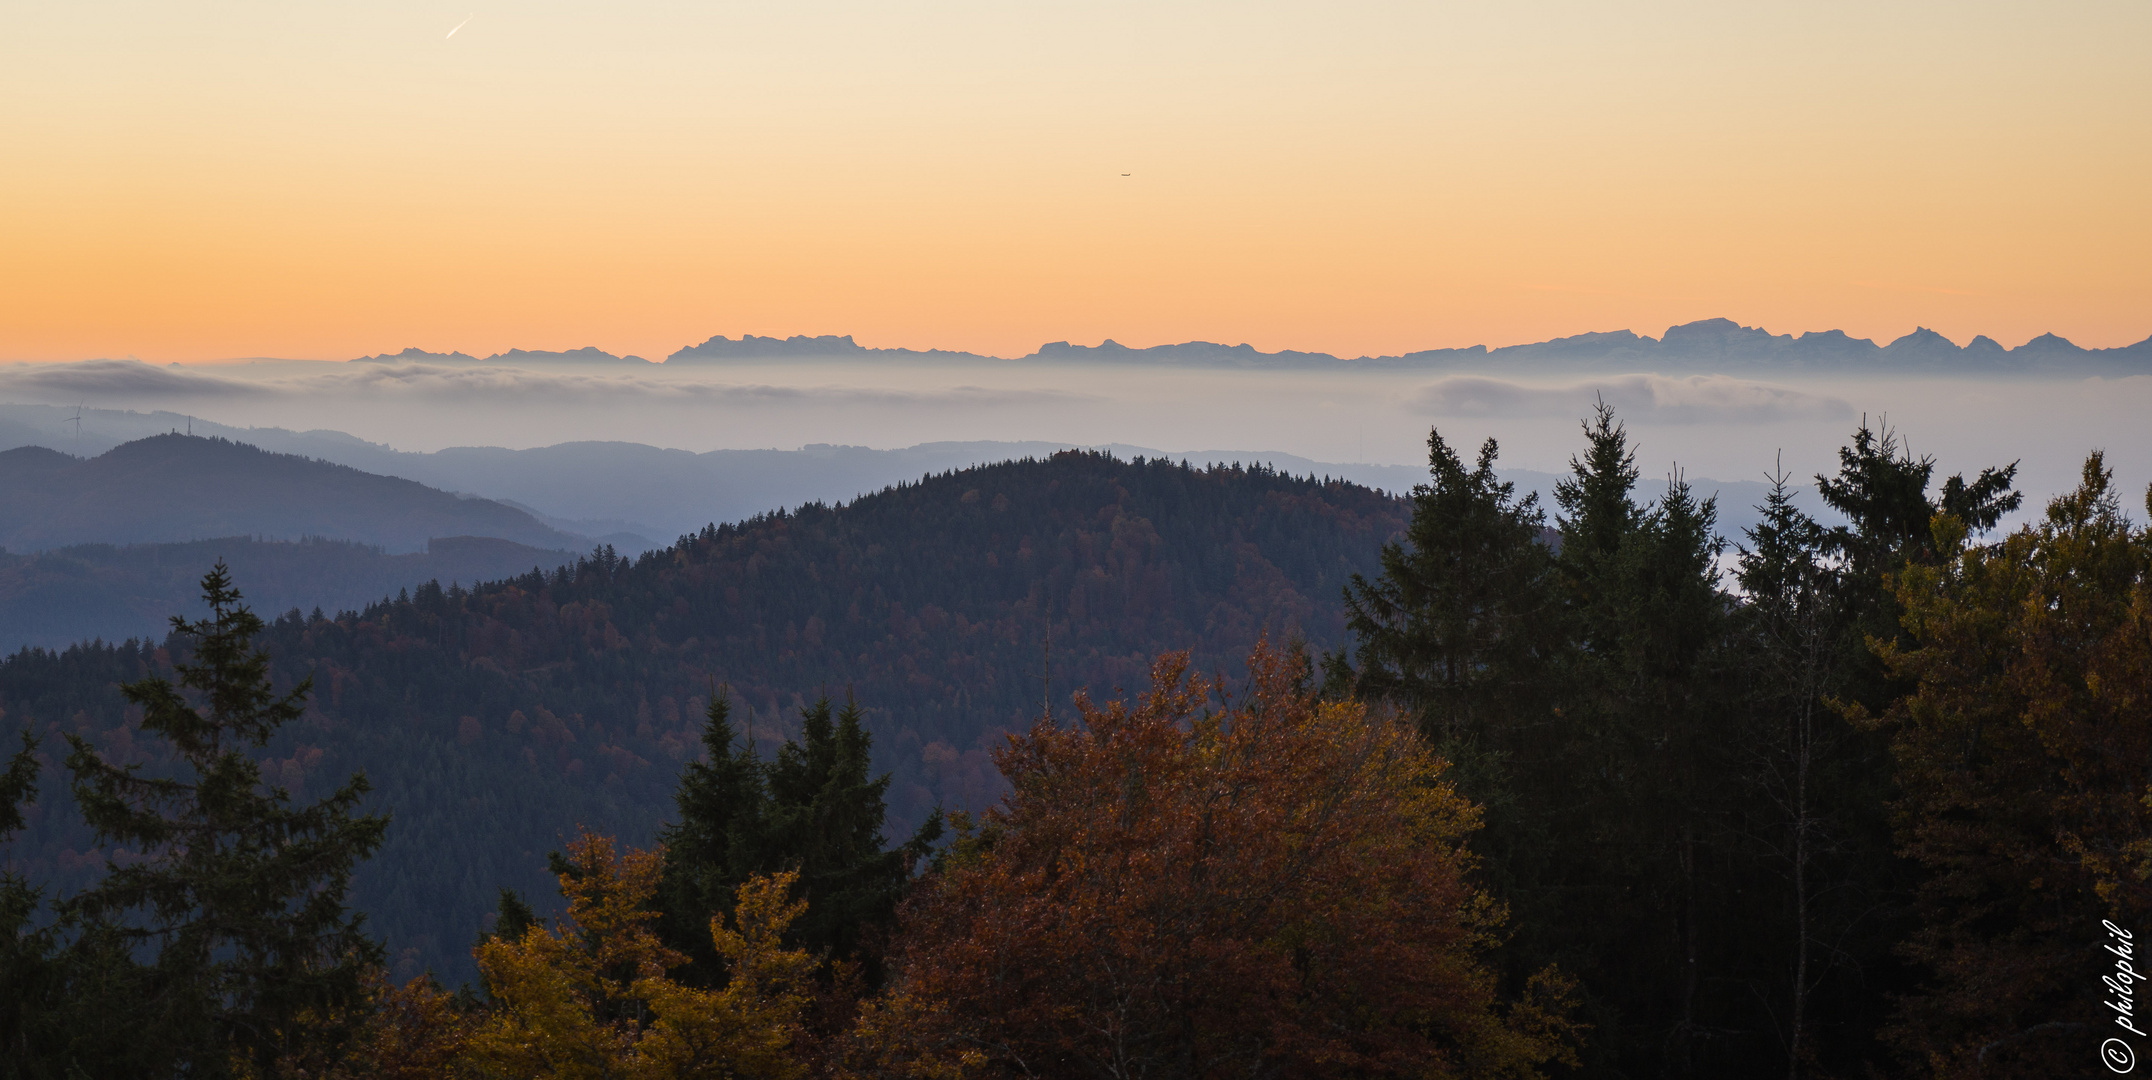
<box><xmin>57</xmin><ymin>561</ymin><xmax>388</xmax><ymax>1077</ymax></box>
<box><xmin>657</xmin><ymin>691</ymin><xmax>940</xmax><ymax>989</ymax></box>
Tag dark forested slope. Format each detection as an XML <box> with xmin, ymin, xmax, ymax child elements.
<box><xmin>0</xmin><ymin>451</ymin><xmax>1403</xmax><ymax>985</ymax></box>
<box><xmin>0</xmin><ymin>435</ymin><xmax>587</xmax><ymax>553</ymax></box>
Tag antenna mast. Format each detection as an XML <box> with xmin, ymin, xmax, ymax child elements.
<box><xmin>1027</xmin><ymin>597</ymin><xmax>1056</xmax><ymax>721</ymax></box>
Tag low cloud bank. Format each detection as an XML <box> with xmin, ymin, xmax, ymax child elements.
<box><xmin>0</xmin><ymin>361</ymin><xmax>1087</xmax><ymax>408</ymax></box>
<box><xmin>1410</xmin><ymin>374</ymin><xmax>1854</xmax><ymax>424</ymax></box>
<box><xmin>0</xmin><ymin>360</ymin><xmax>272</xmax><ymax>399</ymax></box>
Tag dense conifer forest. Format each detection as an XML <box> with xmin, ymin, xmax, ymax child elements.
<box><xmin>3</xmin><ymin>423</ymin><xmax>2149</xmax><ymax>1080</ymax></box>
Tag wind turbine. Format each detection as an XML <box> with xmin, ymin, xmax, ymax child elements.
<box><xmin>64</xmin><ymin>404</ymin><xmax>83</xmax><ymax>445</ymax></box>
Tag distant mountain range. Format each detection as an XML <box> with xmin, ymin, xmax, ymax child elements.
<box><xmin>355</xmin><ymin>318</ymin><xmax>2152</xmax><ymax>372</ymax></box>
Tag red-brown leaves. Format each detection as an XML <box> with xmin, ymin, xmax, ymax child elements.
<box><xmin>882</xmin><ymin>643</ymin><xmax>1576</xmax><ymax>1080</ymax></box>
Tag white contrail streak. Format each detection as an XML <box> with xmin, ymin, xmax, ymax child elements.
<box><xmin>446</xmin><ymin>14</ymin><xmax>473</xmax><ymax>39</ymax></box>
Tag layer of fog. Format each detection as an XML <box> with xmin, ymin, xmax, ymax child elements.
<box><xmin>5</xmin><ymin>356</ymin><xmax>2145</xmax><ymax>540</ymax></box>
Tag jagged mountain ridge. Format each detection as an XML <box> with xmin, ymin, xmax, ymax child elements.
<box><xmin>648</xmin><ymin>318</ymin><xmax>2152</xmax><ymax>371</ymax></box>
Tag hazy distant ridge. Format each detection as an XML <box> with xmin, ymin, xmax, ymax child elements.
<box><xmin>0</xmin><ymin>435</ymin><xmax>594</xmax><ymax>554</ymax></box>
<box><xmin>352</xmin><ymin>345</ymin><xmax>653</xmax><ymax>366</ymax></box>
<box><xmin>656</xmin><ymin>319</ymin><xmax>2152</xmax><ymax>372</ymax></box>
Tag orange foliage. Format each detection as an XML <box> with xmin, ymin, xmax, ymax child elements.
<box><xmin>875</xmin><ymin>644</ymin><xmax>1578</xmax><ymax>1080</ymax></box>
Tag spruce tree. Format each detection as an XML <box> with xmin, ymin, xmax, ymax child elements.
<box><xmin>656</xmin><ymin>691</ymin><xmax>770</xmax><ymax>985</ymax></box>
<box><xmin>0</xmin><ymin>733</ymin><xmax>61</xmax><ymax>1073</ymax></box>
<box><xmin>1338</xmin><ymin>424</ymin><xmax>1586</xmax><ymax>1058</ymax></box>
<box><xmin>1340</xmin><ymin>424</ymin><xmax>1559</xmax><ymax>748</ymax></box>
<box><xmin>1352</xmin><ymin>407</ymin><xmax>1760</xmax><ymax>1074</ymax></box>
<box><xmin>1541</xmin><ymin>405</ymin><xmax>1742</xmax><ymax>1072</ymax></box>
<box><xmin>1815</xmin><ymin>419</ymin><xmax>2019</xmax><ymax>646</ymax></box>
<box><xmin>1591</xmin><ymin>469</ymin><xmax>1733</xmax><ymax>1073</ymax></box>
<box><xmin>57</xmin><ymin>562</ymin><xmax>387</xmax><ymax>1078</ymax></box>
<box><xmin>1554</xmin><ymin>397</ymin><xmax>1645</xmax><ymax>606</ymax></box>
<box><xmin>657</xmin><ymin>693</ymin><xmax>939</xmax><ymax>987</ymax></box>
<box><xmin>1734</xmin><ymin>463</ymin><xmax>1907</xmax><ymax>1075</ymax></box>
<box><xmin>766</xmin><ymin>696</ymin><xmax>936</xmax><ymax>977</ymax></box>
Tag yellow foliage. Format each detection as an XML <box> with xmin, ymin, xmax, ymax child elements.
<box><xmin>248</xmin><ymin>968</ymin><xmax>477</xmax><ymax>1080</ymax></box>
<box><xmin>462</xmin><ymin>831</ymin><xmax>817</xmax><ymax>1080</ymax></box>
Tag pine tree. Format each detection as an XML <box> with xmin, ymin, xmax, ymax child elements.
<box><xmin>57</xmin><ymin>561</ymin><xmax>388</xmax><ymax>1078</ymax></box>
<box><xmin>1600</xmin><ymin>469</ymin><xmax>1734</xmax><ymax>1073</ymax></box>
<box><xmin>1345</xmin><ymin>409</ymin><xmax>1748</xmax><ymax>1074</ymax></box>
<box><xmin>1541</xmin><ymin>404</ymin><xmax>1745</xmax><ymax>1072</ymax></box>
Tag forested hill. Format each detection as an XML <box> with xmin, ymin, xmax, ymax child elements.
<box><xmin>0</xmin><ymin>451</ymin><xmax>1405</xmax><ymax>985</ymax></box>
<box><xmin>0</xmin><ymin>434</ymin><xmax>588</xmax><ymax>553</ymax></box>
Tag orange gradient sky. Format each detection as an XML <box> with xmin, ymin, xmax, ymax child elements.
<box><xmin>2</xmin><ymin>0</ymin><xmax>2147</xmax><ymax>363</ymax></box>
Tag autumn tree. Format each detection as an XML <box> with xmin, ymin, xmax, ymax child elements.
<box><xmin>259</xmin><ymin>970</ymin><xmax>479</xmax><ymax>1080</ymax></box>
<box><xmin>466</xmin><ymin>831</ymin><xmax>818</xmax><ymax>1080</ymax></box>
<box><xmin>880</xmin><ymin>644</ymin><xmax>1579</xmax><ymax>1080</ymax></box>
<box><xmin>1849</xmin><ymin>452</ymin><xmax>2152</xmax><ymax>1077</ymax></box>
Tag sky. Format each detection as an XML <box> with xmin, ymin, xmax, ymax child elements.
<box><xmin>2</xmin><ymin>0</ymin><xmax>2148</xmax><ymax>364</ymax></box>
